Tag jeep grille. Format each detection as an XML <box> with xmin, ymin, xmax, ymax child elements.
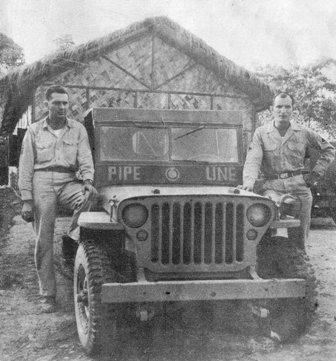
<box><xmin>120</xmin><ymin>195</ymin><xmax>273</xmax><ymax>274</ymax></box>
<box><xmin>151</xmin><ymin>200</ymin><xmax>245</xmax><ymax>266</ymax></box>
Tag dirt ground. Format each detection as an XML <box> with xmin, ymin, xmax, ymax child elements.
<box><xmin>1</xmin><ymin>186</ymin><xmax>336</xmax><ymax>361</ymax></box>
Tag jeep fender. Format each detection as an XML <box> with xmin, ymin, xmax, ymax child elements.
<box><xmin>78</xmin><ymin>211</ymin><xmax>125</xmax><ymax>241</ymax></box>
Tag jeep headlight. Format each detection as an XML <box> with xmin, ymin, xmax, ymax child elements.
<box><xmin>122</xmin><ymin>204</ymin><xmax>148</xmax><ymax>228</ymax></box>
<box><xmin>246</xmin><ymin>204</ymin><xmax>271</xmax><ymax>227</ymax></box>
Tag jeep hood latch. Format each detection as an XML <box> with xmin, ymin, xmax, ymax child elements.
<box><xmin>109</xmin><ymin>196</ymin><xmax>119</xmax><ymax>222</ymax></box>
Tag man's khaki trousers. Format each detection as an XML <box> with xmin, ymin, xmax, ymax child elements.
<box><xmin>33</xmin><ymin>171</ymin><xmax>94</xmax><ymax>297</ymax></box>
<box><xmin>262</xmin><ymin>177</ymin><xmax>313</xmax><ymax>250</ymax></box>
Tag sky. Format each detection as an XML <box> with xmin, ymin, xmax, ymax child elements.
<box><xmin>1</xmin><ymin>0</ymin><xmax>336</xmax><ymax>71</ymax></box>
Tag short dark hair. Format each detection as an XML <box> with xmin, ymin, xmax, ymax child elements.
<box><xmin>273</xmin><ymin>92</ymin><xmax>295</xmax><ymax>106</ymax></box>
<box><xmin>45</xmin><ymin>85</ymin><xmax>69</xmax><ymax>100</ymax></box>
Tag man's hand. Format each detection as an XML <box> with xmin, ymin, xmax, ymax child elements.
<box><xmin>83</xmin><ymin>180</ymin><xmax>98</xmax><ymax>198</ymax></box>
<box><xmin>241</xmin><ymin>180</ymin><xmax>255</xmax><ymax>192</ymax></box>
<box><xmin>303</xmin><ymin>171</ymin><xmax>320</xmax><ymax>187</ymax></box>
<box><xmin>21</xmin><ymin>200</ymin><xmax>34</xmax><ymax>223</ymax></box>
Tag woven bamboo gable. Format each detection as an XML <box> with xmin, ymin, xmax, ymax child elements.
<box><xmin>0</xmin><ymin>17</ymin><xmax>274</xmax><ymax>141</ymax></box>
<box><xmin>33</xmin><ymin>35</ymin><xmax>255</xmax><ymax>146</ymax></box>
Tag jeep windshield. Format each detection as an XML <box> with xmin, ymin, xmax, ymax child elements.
<box><xmin>99</xmin><ymin>125</ymin><xmax>239</xmax><ymax>163</ymax></box>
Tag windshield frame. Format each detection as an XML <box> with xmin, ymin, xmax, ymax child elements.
<box><xmin>95</xmin><ymin>120</ymin><xmax>243</xmax><ymax>165</ymax></box>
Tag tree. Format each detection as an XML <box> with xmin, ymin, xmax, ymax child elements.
<box><xmin>54</xmin><ymin>34</ymin><xmax>75</xmax><ymax>52</ymax></box>
<box><xmin>0</xmin><ymin>33</ymin><xmax>25</xmax><ymax>75</ymax></box>
<box><xmin>254</xmin><ymin>60</ymin><xmax>336</xmax><ymax>139</ymax></box>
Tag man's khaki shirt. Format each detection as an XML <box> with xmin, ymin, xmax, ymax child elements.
<box><xmin>19</xmin><ymin>117</ymin><xmax>94</xmax><ymax>200</ymax></box>
<box><xmin>243</xmin><ymin>120</ymin><xmax>335</xmax><ymax>188</ymax></box>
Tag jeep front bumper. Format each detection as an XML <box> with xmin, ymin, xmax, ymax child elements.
<box><xmin>101</xmin><ymin>278</ymin><xmax>305</xmax><ymax>303</ymax></box>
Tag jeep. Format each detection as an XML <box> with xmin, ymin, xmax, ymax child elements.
<box><xmin>73</xmin><ymin>108</ymin><xmax>317</xmax><ymax>355</ymax></box>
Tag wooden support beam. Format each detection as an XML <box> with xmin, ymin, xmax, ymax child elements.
<box><xmin>102</xmin><ymin>55</ymin><xmax>152</xmax><ymax>90</ymax></box>
<box><xmin>42</xmin><ymin>81</ymin><xmax>247</xmax><ymax>100</ymax></box>
<box><xmin>86</xmin><ymin>88</ymin><xmax>90</xmax><ymax>110</ymax></box>
<box><xmin>153</xmin><ymin>62</ymin><xmax>196</xmax><ymax>91</ymax></box>
<box><xmin>151</xmin><ymin>34</ymin><xmax>155</xmax><ymax>90</ymax></box>
<box><xmin>134</xmin><ymin>91</ymin><xmax>138</xmax><ymax>108</ymax></box>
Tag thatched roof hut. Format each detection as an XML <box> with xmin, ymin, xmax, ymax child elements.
<box><xmin>0</xmin><ymin>16</ymin><xmax>274</xmax><ymax>136</ymax></box>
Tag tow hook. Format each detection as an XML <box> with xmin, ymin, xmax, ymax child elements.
<box><xmin>248</xmin><ymin>302</ymin><xmax>269</xmax><ymax>318</ymax></box>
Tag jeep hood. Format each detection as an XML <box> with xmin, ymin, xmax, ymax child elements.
<box><xmin>99</xmin><ymin>185</ymin><xmax>261</xmax><ymax>212</ymax></box>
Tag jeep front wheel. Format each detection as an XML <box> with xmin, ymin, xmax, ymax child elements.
<box><xmin>74</xmin><ymin>239</ymin><xmax>120</xmax><ymax>355</ymax></box>
<box><xmin>256</xmin><ymin>237</ymin><xmax>318</xmax><ymax>342</ymax></box>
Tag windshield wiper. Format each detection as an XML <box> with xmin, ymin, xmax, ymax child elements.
<box><xmin>174</xmin><ymin>126</ymin><xmax>205</xmax><ymax>140</ymax></box>
<box><xmin>180</xmin><ymin>159</ymin><xmax>212</xmax><ymax>164</ymax></box>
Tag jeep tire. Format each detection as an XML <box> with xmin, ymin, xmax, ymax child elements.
<box><xmin>74</xmin><ymin>239</ymin><xmax>121</xmax><ymax>355</ymax></box>
<box><xmin>256</xmin><ymin>237</ymin><xmax>317</xmax><ymax>342</ymax></box>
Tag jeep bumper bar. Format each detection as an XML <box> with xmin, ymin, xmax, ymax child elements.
<box><xmin>101</xmin><ymin>278</ymin><xmax>305</xmax><ymax>303</ymax></box>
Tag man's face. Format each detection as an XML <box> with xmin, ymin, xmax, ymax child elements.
<box><xmin>45</xmin><ymin>92</ymin><xmax>69</xmax><ymax>121</ymax></box>
<box><xmin>272</xmin><ymin>95</ymin><xmax>293</xmax><ymax>129</ymax></box>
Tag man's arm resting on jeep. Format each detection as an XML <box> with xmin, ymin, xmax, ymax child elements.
<box><xmin>243</xmin><ymin>130</ymin><xmax>264</xmax><ymax>188</ymax></box>
<box><xmin>83</xmin><ymin>179</ymin><xmax>98</xmax><ymax>199</ymax></box>
<box><xmin>77</xmin><ymin>127</ymin><xmax>94</xmax><ymax>181</ymax></box>
<box><xmin>242</xmin><ymin>179</ymin><xmax>255</xmax><ymax>191</ymax></box>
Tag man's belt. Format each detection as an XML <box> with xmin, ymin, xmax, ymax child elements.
<box><xmin>266</xmin><ymin>170</ymin><xmax>303</xmax><ymax>180</ymax></box>
<box><xmin>35</xmin><ymin>166</ymin><xmax>75</xmax><ymax>173</ymax></box>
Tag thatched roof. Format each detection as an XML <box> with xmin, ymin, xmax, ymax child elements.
<box><xmin>0</xmin><ymin>16</ymin><xmax>274</xmax><ymax>134</ymax></box>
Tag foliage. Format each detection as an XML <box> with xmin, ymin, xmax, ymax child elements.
<box><xmin>54</xmin><ymin>34</ymin><xmax>75</xmax><ymax>52</ymax></box>
<box><xmin>254</xmin><ymin>60</ymin><xmax>336</xmax><ymax>139</ymax></box>
<box><xmin>0</xmin><ymin>33</ymin><xmax>25</xmax><ymax>75</ymax></box>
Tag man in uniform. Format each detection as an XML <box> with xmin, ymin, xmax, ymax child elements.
<box><xmin>19</xmin><ymin>85</ymin><xmax>97</xmax><ymax>313</ymax></box>
<box><xmin>242</xmin><ymin>92</ymin><xmax>335</xmax><ymax>250</ymax></box>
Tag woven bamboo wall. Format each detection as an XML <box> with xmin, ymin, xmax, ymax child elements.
<box><xmin>33</xmin><ymin>33</ymin><xmax>255</xmax><ymax>143</ymax></box>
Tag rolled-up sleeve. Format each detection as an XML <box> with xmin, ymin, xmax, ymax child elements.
<box><xmin>18</xmin><ymin>128</ymin><xmax>35</xmax><ymax>200</ymax></box>
<box><xmin>77</xmin><ymin>125</ymin><xmax>94</xmax><ymax>181</ymax></box>
<box><xmin>243</xmin><ymin>129</ymin><xmax>264</xmax><ymax>185</ymax></box>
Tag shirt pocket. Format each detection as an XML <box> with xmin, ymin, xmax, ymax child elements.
<box><xmin>62</xmin><ymin>139</ymin><xmax>77</xmax><ymax>165</ymax></box>
<box><xmin>287</xmin><ymin>141</ymin><xmax>305</xmax><ymax>156</ymax></box>
<box><xmin>264</xmin><ymin>143</ymin><xmax>277</xmax><ymax>152</ymax></box>
<box><xmin>35</xmin><ymin>141</ymin><xmax>54</xmax><ymax>163</ymax></box>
